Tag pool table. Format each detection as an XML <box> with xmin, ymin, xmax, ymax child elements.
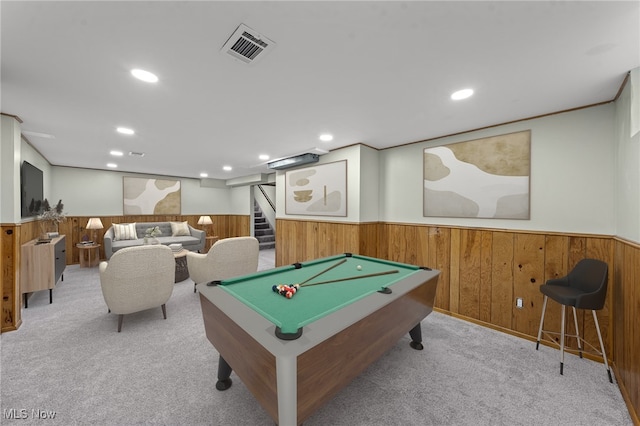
<box><xmin>198</xmin><ymin>253</ymin><xmax>440</xmax><ymax>425</ymax></box>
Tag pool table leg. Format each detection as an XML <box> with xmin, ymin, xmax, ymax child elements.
<box><xmin>216</xmin><ymin>355</ymin><xmax>233</xmax><ymax>391</ymax></box>
<box><xmin>409</xmin><ymin>323</ymin><xmax>424</xmax><ymax>350</ymax></box>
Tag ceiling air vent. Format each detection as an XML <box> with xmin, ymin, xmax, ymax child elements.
<box><xmin>221</xmin><ymin>24</ymin><xmax>275</xmax><ymax>65</ymax></box>
<box><xmin>128</xmin><ymin>151</ymin><xmax>145</xmax><ymax>158</ymax></box>
<box><xmin>268</xmin><ymin>153</ymin><xmax>319</xmax><ymax>170</ymax></box>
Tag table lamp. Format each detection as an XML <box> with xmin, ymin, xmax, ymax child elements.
<box><xmin>197</xmin><ymin>215</ymin><xmax>213</xmax><ymax>236</ymax></box>
<box><xmin>86</xmin><ymin>217</ymin><xmax>104</xmax><ymax>243</ymax></box>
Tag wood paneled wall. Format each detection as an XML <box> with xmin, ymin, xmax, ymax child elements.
<box><xmin>277</xmin><ymin>220</ymin><xmax>613</xmax><ymax>351</ymax></box>
<box><xmin>614</xmin><ymin>238</ymin><xmax>640</xmax><ymax>425</ymax></box>
<box><xmin>4</xmin><ymin>216</ymin><xmax>638</xmax><ymax>421</ymax></box>
<box><xmin>0</xmin><ymin>214</ymin><xmax>250</xmax><ymax>332</ymax></box>
<box><xmin>1</xmin><ymin>224</ymin><xmax>22</xmax><ymax>332</ymax></box>
<box><xmin>276</xmin><ymin>219</ymin><xmax>639</xmax><ymax>423</ymax></box>
<box><xmin>57</xmin><ymin>214</ymin><xmax>250</xmax><ymax>264</ymax></box>
<box><xmin>15</xmin><ymin>215</ymin><xmax>250</xmax><ymax>266</ymax></box>
<box><xmin>274</xmin><ymin>220</ymin><xmax>379</xmax><ymax>266</ymax></box>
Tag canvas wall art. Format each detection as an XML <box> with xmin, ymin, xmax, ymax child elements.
<box><xmin>285</xmin><ymin>160</ymin><xmax>347</xmax><ymax>216</ymax></box>
<box><xmin>423</xmin><ymin>130</ymin><xmax>531</xmax><ymax>219</ymax></box>
<box><xmin>123</xmin><ymin>177</ymin><xmax>181</xmax><ymax>215</ymax></box>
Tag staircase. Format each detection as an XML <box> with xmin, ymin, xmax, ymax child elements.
<box><xmin>254</xmin><ymin>202</ymin><xmax>275</xmax><ymax>250</ymax></box>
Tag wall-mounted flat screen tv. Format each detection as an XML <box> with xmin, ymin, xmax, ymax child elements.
<box><xmin>21</xmin><ymin>161</ymin><xmax>44</xmax><ymax>217</ymax></box>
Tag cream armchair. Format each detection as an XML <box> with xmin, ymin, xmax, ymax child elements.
<box><xmin>187</xmin><ymin>236</ymin><xmax>259</xmax><ymax>292</ymax></box>
<box><xmin>99</xmin><ymin>245</ymin><xmax>175</xmax><ymax>332</ymax></box>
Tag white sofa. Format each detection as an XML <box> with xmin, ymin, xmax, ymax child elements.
<box><xmin>103</xmin><ymin>221</ymin><xmax>205</xmax><ymax>259</ymax></box>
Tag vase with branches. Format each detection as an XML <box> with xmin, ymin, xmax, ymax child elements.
<box><xmin>144</xmin><ymin>226</ymin><xmax>162</xmax><ymax>244</ymax></box>
<box><xmin>37</xmin><ymin>199</ymin><xmax>66</xmax><ymax>239</ymax></box>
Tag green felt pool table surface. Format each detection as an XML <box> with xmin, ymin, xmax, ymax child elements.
<box><xmin>199</xmin><ymin>253</ymin><xmax>440</xmax><ymax>425</ymax></box>
<box><xmin>214</xmin><ymin>253</ymin><xmax>425</xmax><ymax>335</ymax></box>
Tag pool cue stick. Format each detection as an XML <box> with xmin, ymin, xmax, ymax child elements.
<box><xmin>298</xmin><ymin>258</ymin><xmax>348</xmax><ymax>285</ymax></box>
<box><xmin>301</xmin><ymin>269</ymin><xmax>399</xmax><ymax>287</ymax></box>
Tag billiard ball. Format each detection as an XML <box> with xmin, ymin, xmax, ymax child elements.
<box><xmin>357</xmin><ymin>265</ymin><xmax>362</xmax><ymax>271</ymax></box>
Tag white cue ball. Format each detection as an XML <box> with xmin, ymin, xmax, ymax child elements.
<box><xmin>357</xmin><ymin>265</ymin><xmax>362</xmax><ymax>270</ymax></box>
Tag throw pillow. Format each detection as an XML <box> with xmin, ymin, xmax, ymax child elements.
<box><xmin>170</xmin><ymin>221</ymin><xmax>190</xmax><ymax>237</ymax></box>
<box><xmin>113</xmin><ymin>223</ymin><xmax>138</xmax><ymax>240</ymax></box>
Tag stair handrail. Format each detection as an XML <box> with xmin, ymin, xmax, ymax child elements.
<box><xmin>257</xmin><ymin>185</ymin><xmax>275</xmax><ymax>212</ymax></box>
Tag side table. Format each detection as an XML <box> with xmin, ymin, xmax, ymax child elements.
<box><xmin>77</xmin><ymin>243</ymin><xmax>101</xmax><ymax>268</ymax></box>
<box><xmin>205</xmin><ymin>236</ymin><xmax>220</xmax><ymax>252</ymax></box>
<box><xmin>173</xmin><ymin>249</ymin><xmax>189</xmax><ymax>282</ymax></box>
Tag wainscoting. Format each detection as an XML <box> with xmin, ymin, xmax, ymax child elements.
<box><xmin>276</xmin><ymin>219</ymin><xmax>639</xmax><ymax>423</ymax></box>
<box><xmin>614</xmin><ymin>238</ymin><xmax>640</xmax><ymax>424</ymax></box>
<box><xmin>23</xmin><ymin>214</ymin><xmax>250</xmax><ymax>265</ymax></box>
<box><xmin>0</xmin><ymin>215</ymin><xmax>250</xmax><ymax>333</ymax></box>
<box><xmin>2</xmin><ymin>216</ymin><xmax>637</xmax><ymax>422</ymax></box>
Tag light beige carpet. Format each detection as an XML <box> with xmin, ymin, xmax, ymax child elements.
<box><xmin>0</xmin><ymin>256</ymin><xmax>631</xmax><ymax>425</ymax></box>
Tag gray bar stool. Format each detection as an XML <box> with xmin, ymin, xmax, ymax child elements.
<box><xmin>535</xmin><ymin>258</ymin><xmax>613</xmax><ymax>383</ymax></box>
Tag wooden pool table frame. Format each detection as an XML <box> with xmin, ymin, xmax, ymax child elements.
<box><xmin>199</xmin><ymin>260</ymin><xmax>440</xmax><ymax>425</ymax></box>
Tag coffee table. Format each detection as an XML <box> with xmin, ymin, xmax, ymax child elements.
<box><xmin>173</xmin><ymin>249</ymin><xmax>189</xmax><ymax>282</ymax></box>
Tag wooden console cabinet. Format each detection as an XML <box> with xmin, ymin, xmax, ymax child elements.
<box><xmin>20</xmin><ymin>235</ymin><xmax>66</xmax><ymax>307</ymax></box>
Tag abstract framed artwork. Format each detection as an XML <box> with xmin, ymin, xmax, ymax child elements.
<box><xmin>423</xmin><ymin>130</ymin><xmax>531</xmax><ymax>219</ymax></box>
<box><xmin>123</xmin><ymin>177</ymin><xmax>181</xmax><ymax>215</ymax></box>
<box><xmin>285</xmin><ymin>160</ymin><xmax>347</xmax><ymax>216</ymax></box>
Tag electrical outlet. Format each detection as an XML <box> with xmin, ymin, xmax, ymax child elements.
<box><xmin>516</xmin><ymin>297</ymin><xmax>523</xmax><ymax>309</ymax></box>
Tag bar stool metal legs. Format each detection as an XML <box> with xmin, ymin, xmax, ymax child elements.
<box><xmin>536</xmin><ymin>295</ymin><xmax>548</xmax><ymax>351</ymax></box>
<box><xmin>536</xmin><ymin>295</ymin><xmax>613</xmax><ymax>383</ymax></box>
<box><xmin>591</xmin><ymin>309</ymin><xmax>613</xmax><ymax>383</ymax></box>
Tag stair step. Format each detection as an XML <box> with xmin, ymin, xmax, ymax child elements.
<box><xmin>254</xmin><ymin>202</ymin><xmax>274</xmax><ymax>250</ymax></box>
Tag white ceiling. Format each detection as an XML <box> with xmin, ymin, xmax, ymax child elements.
<box><xmin>2</xmin><ymin>1</ymin><xmax>639</xmax><ymax>181</ymax></box>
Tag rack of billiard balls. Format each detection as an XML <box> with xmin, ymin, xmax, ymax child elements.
<box><xmin>271</xmin><ymin>259</ymin><xmax>398</xmax><ymax>299</ymax></box>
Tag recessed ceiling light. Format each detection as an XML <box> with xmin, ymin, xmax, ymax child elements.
<box><xmin>451</xmin><ymin>88</ymin><xmax>474</xmax><ymax>100</ymax></box>
<box><xmin>110</xmin><ymin>150</ymin><xmax>124</xmax><ymax>156</ymax></box>
<box><xmin>131</xmin><ymin>68</ymin><xmax>158</xmax><ymax>83</ymax></box>
<box><xmin>223</xmin><ymin>166</ymin><xmax>232</xmax><ymax>171</ymax></box>
<box><xmin>200</xmin><ymin>172</ymin><xmax>208</xmax><ymax>178</ymax></box>
<box><xmin>319</xmin><ymin>133</ymin><xmax>333</xmax><ymax>142</ymax></box>
<box><xmin>116</xmin><ymin>127</ymin><xmax>135</xmax><ymax>135</ymax></box>
<box><xmin>259</xmin><ymin>154</ymin><xmax>270</xmax><ymax>161</ymax></box>
<box><xmin>107</xmin><ymin>163</ymin><xmax>118</xmax><ymax>168</ymax></box>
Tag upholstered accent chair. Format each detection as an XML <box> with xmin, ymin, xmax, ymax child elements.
<box><xmin>99</xmin><ymin>245</ymin><xmax>175</xmax><ymax>332</ymax></box>
<box><xmin>187</xmin><ymin>236</ymin><xmax>259</xmax><ymax>293</ymax></box>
